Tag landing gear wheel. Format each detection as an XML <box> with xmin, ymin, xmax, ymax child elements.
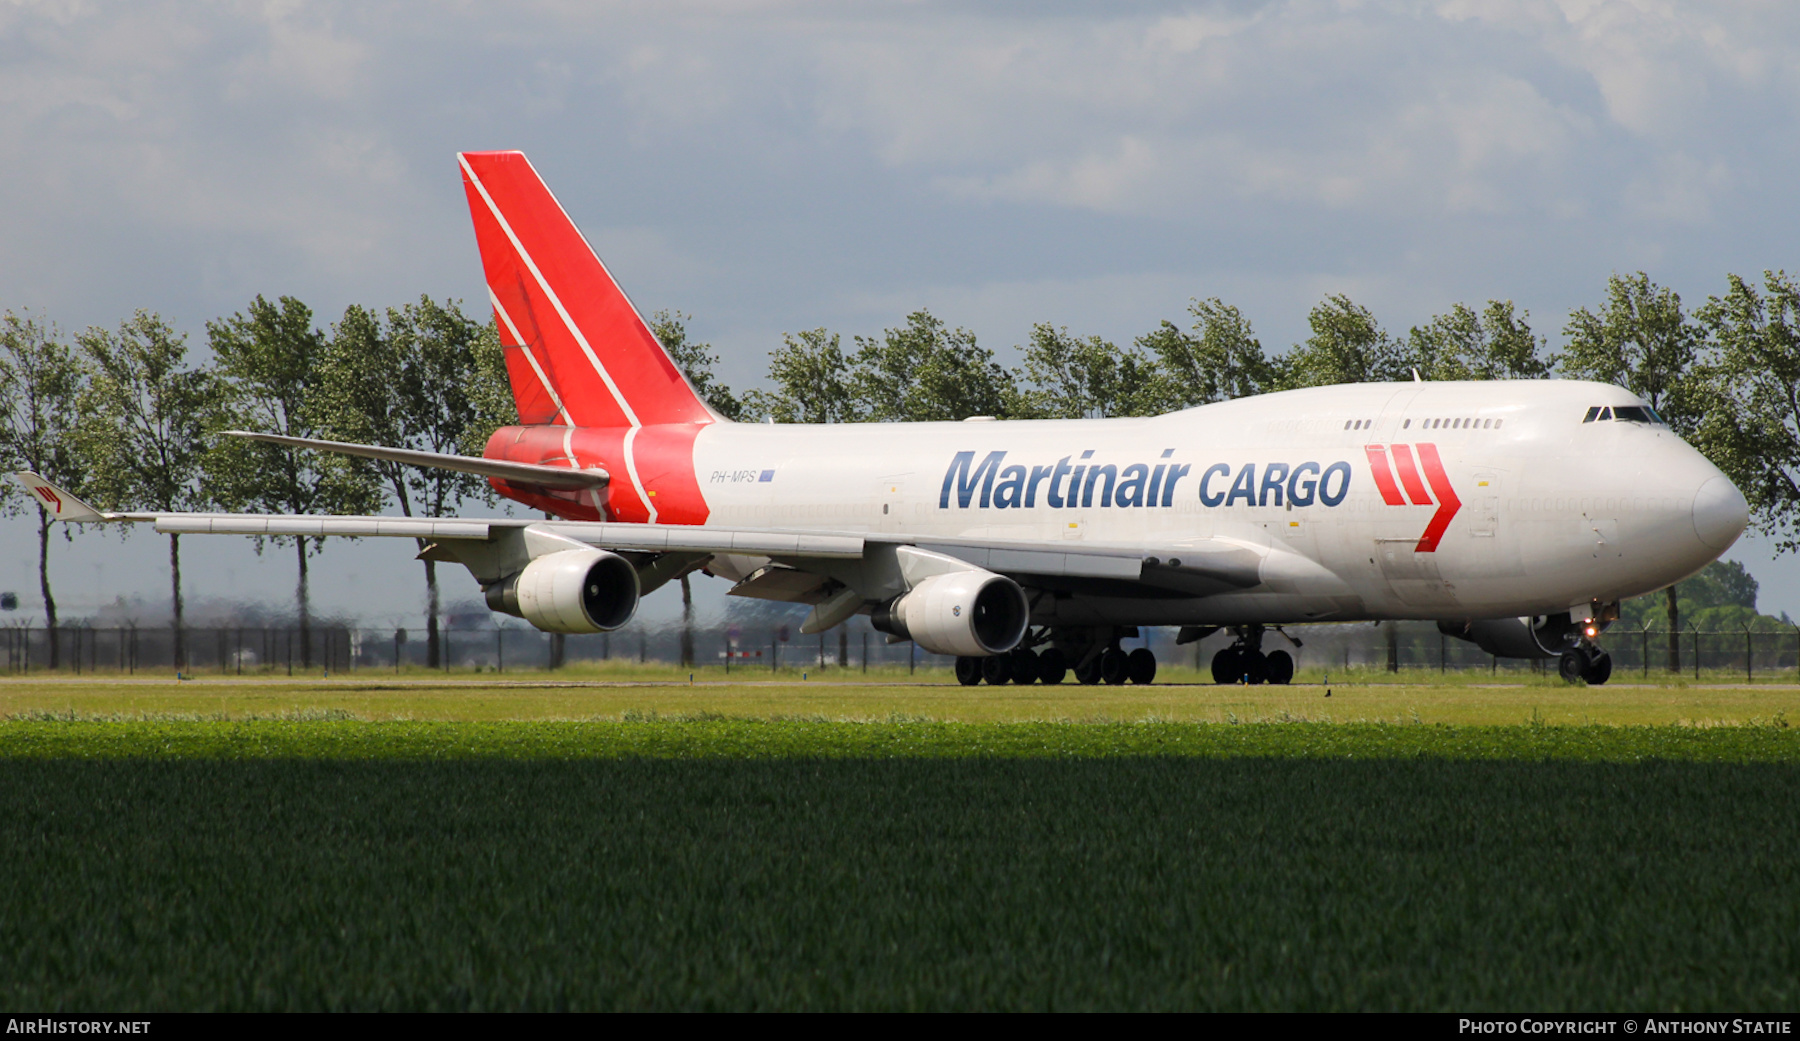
<box><xmin>1242</xmin><ymin>652</ymin><xmax>1270</xmax><ymax>685</ymax></box>
<box><xmin>981</xmin><ymin>655</ymin><xmax>1013</xmax><ymax>686</ymax></box>
<box><xmin>1581</xmin><ymin>649</ymin><xmax>1612</xmax><ymax>686</ymax></box>
<box><xmin>1037</xmin><ymin>648</ymin><xmax>1068</xmax><ymax>685</ymax></box>
<box><xmin>1009</xmin><ymin>647</ymin><xmax>1040</xmax><ymax>686</ymax></box>
<box><xmin>1126</xmin><ymin>648</ymin><xmax>1157</xmax><ymax>685</ymax></box>
<box><xmin>955</xmin><ymin>656</ymin><xmax>982</xmax><ymax>686</ymax></box>
<box><xmin>1558</xmin><ymin>650</ymin><xmax>1588</xmax><ymax>684</ymax></box>
<box><xmin>1211</xmin><ymin>648</ymin><xmax>1240</xmax><ymax>685</ymax></box>
<box><xmin>1265</xmin><ymin>649</ymin><xmax>1295</xmax><ymax>686</ymax></box>
<box><xmin>1074</xmin><ymin>655</ymin><xmax>1103</xmax><ymax>685</ymax></box>
<box><xmin>1100</xmin><ymin>648</ymin><xmax>1130</xmax><ymax>685</ymax></box>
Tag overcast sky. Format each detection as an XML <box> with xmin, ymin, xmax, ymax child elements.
<box><xmin>6</xmin><ymin>0</ymin><xmax>1800</xmax><ymax>629</ymax></box>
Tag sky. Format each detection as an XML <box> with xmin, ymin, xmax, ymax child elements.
<box><xmin>5</xmin><ymin>0</ymin><xmax>1800</xmax><ymax>629</ymax></box>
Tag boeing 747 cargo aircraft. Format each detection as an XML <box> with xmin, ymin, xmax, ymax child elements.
<box><xmin>13</xmin><ymin>151</ymin><xmax>1749</xmax><ymax>687</ymax></box>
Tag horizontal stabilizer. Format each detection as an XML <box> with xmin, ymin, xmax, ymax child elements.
<box><xmin>227</xmin><ymin>431</ymin><xmax>610</xmax><ymax>490</ymax></box>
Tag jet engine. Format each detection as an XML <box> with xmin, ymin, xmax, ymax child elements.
<box><xmin>1439</xmin><ymin>612</ymin><xmax>1591</xmax><ymax>660</ymax></box>
<box><xmin>486</xmin><ymin>548</ymin><xmax>640</xmax><ymax>634</ymax></box>
<box><xmin>871</xmin><ymin>568</ymin><xmax>1029</xmax><ymax>657</ymax></box>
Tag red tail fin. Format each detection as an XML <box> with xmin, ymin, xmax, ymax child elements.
<box><xmin>458</xmin><ymin>151</ymin><xmax>715</xmax><ymax>429</ymax></box>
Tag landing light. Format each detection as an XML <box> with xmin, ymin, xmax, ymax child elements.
<box><xmin>1584</xmin><ymin>625</ymin><xmax>1598</xmax><ymax>638</ymax></box>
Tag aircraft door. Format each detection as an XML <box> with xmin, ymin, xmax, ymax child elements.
<box><xmin>1469</xmin><ymin>471</ymin><xmax>1498</xmax><ymax>538</ymax></box>
<box><xmin>876</xmin><ymin>475</ymin><xmax>908</xmax><ymax>533</ymax></box>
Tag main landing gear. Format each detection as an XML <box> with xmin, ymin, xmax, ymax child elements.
<box><xmin>955</xmin><ymin>627</ymin><xmax>1157</xmax><ymax>686</ymax></box>
<box><xmin>1209</xmin><ymin>625</ymin><xmax>1297</xmax><ymax>685</ymax></box>
<box><xmin>1558</xmin><ymin>644</ymin><xmax>1613</xmax><ymax>685</ymax></box>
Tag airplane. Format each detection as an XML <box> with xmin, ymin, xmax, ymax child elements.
<box><xmin>11</xmin><ymin>150</ymin><xmax>1750</xmax><ymax>687</ymax></box>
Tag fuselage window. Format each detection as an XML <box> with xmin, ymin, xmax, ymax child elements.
<box><xmin>1494</xmin><ymin>419</ymin><xmax>1503</xmax><ymax>429</ymax></box>
<box><xmin>1344</xmin><ymin>420</ymin><xmax>1353</xmax><ymax>430</ymax></box>
<box><xmin>1403</xmin><ymin>419</ymin><xmax>1411</xmax><ymax>429</ymax></box>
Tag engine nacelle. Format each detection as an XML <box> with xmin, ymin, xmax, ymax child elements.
<box><xmin>487</xmin><ymin>548</ymin><xmax>640</xmax><ymax>634</ymax></box>
<box><xmin>871</xmin><ymin>569</ymin><xmax>1029</xmax><ymax>657</ymax></box>
<box><xmin>1440</xmin><ymin>613</ymin><xmax>1595</xmax><ymax>660</ymax></box>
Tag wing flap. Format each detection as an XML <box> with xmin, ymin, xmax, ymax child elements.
<box><xmin>153</xmin><ymin>515</ymin><xmax>493</xmax><ymax>539</ymax></box>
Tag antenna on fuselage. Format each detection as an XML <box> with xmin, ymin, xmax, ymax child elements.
<box><xmin>1411</xmin><ymin>367</ymin><xmax>1422</xmax><ymax>383</ymax></box>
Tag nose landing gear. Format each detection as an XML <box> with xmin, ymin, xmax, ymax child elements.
<box><xmin>1558</xmin><ymin>644</ymin><xmax>1613</xmax><ymax>685</ymax></box>
<box><xmin>1210</xmin><ymin>625</ymin><xmax>1298</xmax><ymax>685</ymax></box>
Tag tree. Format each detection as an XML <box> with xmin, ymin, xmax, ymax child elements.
<box><xmin>207</xmin><ymin>296</ymin><xmax>381</xmax><ymax>667</ymax></box>
<box><xmin>1617</xmin><ymin>560</ymin><xmax>1785</xmax><ymax>633</ymax></box>
<box><xmin>1278</xmin><ymin>295</ymin><xmax>1410</xmax><ymax>388</ymax></box>
<box><xmin>1562</xmin><ymin>273</ymin><xmax>1702</xmax><ymax>434</ymax></box>
<box><xmin>76</xmin><ymin>312</ymin><xmax>218</xmax><ymax>670</ymax></box>
<box><xmin>1408</xmin><ymin>301</ymin><xmax>1554</xmax><ymax>381</ymax></box>
<box><xmin>849</xmin><ymin>310</ymin><xmax>1012</xmax><ymax>422</ymax></box>
<box><xmin>1562</xmin><ymin>272</ymin><xmax>1704</xmax><ymax>670</ymax></box>
<box><xmin>0</xmin><ymin>313</ymin><xmax>88</xmax><ymax>667</ymax></box>
<box><xmin>1135</xmin><ymin>298</ymin><xmax>1275</xmax><ymax>411</ymax></box>
<box><xmin>312</xmin><ymin>296</ymin><xmax>512</xmax><ymax>668</ymax></box>
<box><xmin>650</xmin><ymin>310</ymin><xmax>742</xmax><ymax>421</ymax></box>
<box><xmin>740</xmin><ymin>329</ymin><xmax>855</xmax><ymax>424</ymax></box>
<box><xmin>1694</xmin><ymin>270</ymin><xmax>1800</xmax><ymax>554</ymax></box>
<box><xmin>1008</xmin><ymin>323</ymin><xmax>1155</xmax><ymax>419</ymax></box>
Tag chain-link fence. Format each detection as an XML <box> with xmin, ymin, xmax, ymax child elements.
<box><xmin>6</xmin><ymin>618</ymin><xmax>1800</xmax><ymax>679</ymax></box>
<box><xmin>0</xmin><ymin>619</ymin><xmax>966</xmax><ymax>675</ymax></box>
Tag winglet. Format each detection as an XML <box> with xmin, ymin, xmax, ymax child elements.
<box><xmin>9</xmin><ymin>473</ymin><xmax>108</xmax><ymax>523</ymax></box>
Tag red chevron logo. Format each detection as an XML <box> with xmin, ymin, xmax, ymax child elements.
<box><xmin>1361</xmin><ymin>443</ymin><xmax>1461</xmax><ymax>552</ymax></box>
<box><xmin>33</xmin><ymin>486</ymin><xmax>62</xmax><ymax>514</ymax></box>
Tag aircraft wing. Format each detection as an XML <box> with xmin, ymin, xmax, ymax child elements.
<box><xmin>12</xmin><ymin>471</ymin><xmax>1265</xmax><ymax>596</ymax></box>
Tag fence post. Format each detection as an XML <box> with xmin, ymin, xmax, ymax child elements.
<box><xmin>1692</xmin><ymin>627</ymin><xmax>1699</xmax><ymax>681</ymax></box>
<box><xmin>1747</xmin><ymin>628</ymin><xmax>1753</xmax><ymax>683</ymax></box>
<box><xmin>1643</xmin><ymin>625</ymin><xmax>1649</xmax><ymax>678</ymax></box>
<box><xmin>1439</xmin><ymin>632</ymin><xmax>1446</xmax><ymax>673</ymax></box>
<box><xmin>497</xmin><ymin>627</ymin><xmax>504</xmax><ymax>673</ymax></box>
<box><xmin>862</xmin><ymin>632</ymin><xmax>868</xmax><ymax>673</ymax></box>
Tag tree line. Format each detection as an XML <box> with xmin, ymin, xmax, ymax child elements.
<box><xmin>6</xmin><ymin>270</ymin><xmax>1800</xmax><ymax>669</ymax></box>
<box><xmin>0</xmin><ymin>296</ymin><xmax>511</xmax><ymax>669</ymax></box>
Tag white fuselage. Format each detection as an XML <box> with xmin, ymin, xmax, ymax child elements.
<box><xmin>683</xmin><ymin>380</ymin><xmax>1744</xmax><ymax>626</ymax></box>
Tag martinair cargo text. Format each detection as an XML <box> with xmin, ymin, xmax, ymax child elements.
<box><xmin>13</xmin><ymin>151</ymin><xmax>1750</xmax><ymax>687</ymax></box>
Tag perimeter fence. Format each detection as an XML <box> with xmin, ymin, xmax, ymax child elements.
<box><xmin>4</xmin><ymin>620</ymin><xmax>1799</xmax><ymax>680</ymax></box>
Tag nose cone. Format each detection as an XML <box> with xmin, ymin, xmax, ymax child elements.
<box><xmin>1693</xmin><ymin>475</ymin><xmax>1749</xmax><ymax>551</ymax></box>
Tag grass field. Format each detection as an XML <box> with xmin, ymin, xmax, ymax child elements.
<box><xmin>3</xmin><ymin>676</ymin><xmax>1798</xmax><ymax>1011</ymax></box>
<box><xmin>3</xmin><ymin>665</ymin><xmax>1798</xmax><ymax>726</ymax></box>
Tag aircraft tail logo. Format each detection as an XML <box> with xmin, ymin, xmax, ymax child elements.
<box><xmin>1364</xmin><ymin>443</ymin><xmax>1461</xmax><ymax>552</ymax></box>
<box><xmin>457</xmin><ymin>150</ymin><xmax>717</xmax><ymax>430</ymax></box>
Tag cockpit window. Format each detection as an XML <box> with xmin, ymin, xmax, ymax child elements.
<box><xmin>1584</xmin><ymin>404</ymin><xmax>1665</xmax><ymax>425</ymax></box>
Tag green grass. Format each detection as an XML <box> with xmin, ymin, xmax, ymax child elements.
<box><xmin>1</xmin><ymin>719</ymin><xmax>1798</xmax><ymax>1010</ymax></box>
<box><xmin>7</xmin><ymin>672</ymin><xmax>1800</xmax><ymax>726</ymax></box>
<box><xmin>1</xmin><ymin>716</ymin><xmax>1798</xmax><ymax>762</ymax></box>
